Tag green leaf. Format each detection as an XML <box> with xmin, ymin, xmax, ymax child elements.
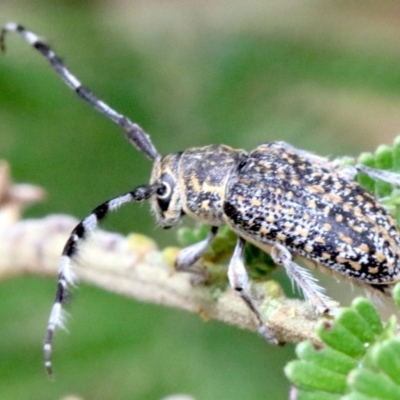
<box><xmin>372</xmin><ymin>338</ymin><xmax>400</xmax><ymax>386</ymax></box>
<box><xmin>295</xmin><ymin>341</ymin><xmax>357</xmax><ymax>375</ymax></box>
<box><xmin>374</xmin><ymin>145</ymin><xmax>393</xmax><ymax>198</ymax></box>
<box><xmin>342</xmin><ymin>393</ymin><xmax>381</xmax><ymax>400</ymax></box>
<box><xmin>317</xmin><ymin>319</ymin><xmax>366</xmax><ymax>359</ymax></box>
<box><xmin>285</xmin><ymin>360</ymin><xmax>347</xmax><ymax>393</ymax></box>
<box><xmin>354</xmin><ymin>136</ymin><xmax>400</xmax><ymax>223</ymax></box>
<box><xmin>293</xmin><ymin>388</ymin><xmax>341</xmax><ymax>400</ymax></box>
<box><xmin>348</xmin><ymin>368</ymin><xmax>400</xmax><ymax>400</ymax></box>
<box><xmin>357</xmin><ymin>152</ymin><xmax>376</xmax><ymax>192</ymax></box>
<box><xmin>286</xmin><ymin>295</ymin><xmax>400</xmax><ymax>400</ymax></box>
<box><xmin>351</xmin><ymin>298</ymin><xmax>383</xmax><ymax>336</ymax></box>
<box><xmin>392</xmin><ymin>136</ymin><xmax>400</xmax><ymax>171</ymax></box>
<box><xmin>391</xmin><ymin>283</ymin><xmax>400</xmax><ymax>310</ymax></box>
<box><xmin>335</xmin><ymin>308</ymin><xmax>376</xmax><ymax>344</ymax></box>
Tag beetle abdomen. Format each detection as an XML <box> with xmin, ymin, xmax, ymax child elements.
<box><xmin>224</xmin><ymin>142</ymin><xmax>400</xmax><ymax>285</ymax></box>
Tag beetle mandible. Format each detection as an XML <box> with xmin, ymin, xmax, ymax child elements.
<box><xmin>2</xmin><ymin>22</ymin><xmax>400</xmax><ymax>377</ymax></box>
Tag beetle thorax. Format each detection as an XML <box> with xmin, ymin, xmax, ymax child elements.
<box><xmin>179</xmin><ymin>145</ymin><xmax>247</xmax><ymax>226</ymax></box>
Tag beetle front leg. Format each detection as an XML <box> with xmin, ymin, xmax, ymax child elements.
<box><xmin>270</xmin><ymin>244</ymin><xmax>332</xmax><ymax>315</ymax></box>
<box><xmin>175</xmin><ymin>226</ymin><xmax>218</xmax><ymax>271</ymax></box>
<box><xmin>228</xmin><ymin>237</ymin><xmax>279</xmax><ymax>344</ymax></box>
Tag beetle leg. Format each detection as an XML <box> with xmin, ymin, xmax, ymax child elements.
<box><xmin>282</xmin><ymin>141</ymin><xmax>400</xmax><ymax>187</ymax></box>
<box><xmin>228</xmin><ymin>237</ymin><xmax>279</xmax><ymax>344</ymax></box>
<box><xmin>175</xmin><ymin>226</ymin><xmax>218</xmax><ymax>271</ymax></box>
<box><xmin>335</xmin><ymin>163</ymin><xmax>400</xmax><ymax>186</ymax></box>
<box><xmin>335</xmin><ymin>165</ymin><xmax>359</xmax><ymax>181</ymax></box>
<box><xmin>270</xmin><ymin>244</ymin><xmax>332</xmax><ymax>315</ymax></box>
<box><xmin>354</xmin><ymin>164</ymin><xmax>400</xmax><ymax>186</ymax></box>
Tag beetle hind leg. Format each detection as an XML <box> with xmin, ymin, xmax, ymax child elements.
<box><xmin>271</xmin><ymin>244</ymin><xmax>332</xmax><ymax>315</ymax></box>
<box><xmin>334</xmin><ymin>162</ymin><xmax>400</xmax><ymax>187</ymax></box>
<box><xmin>354</xmin><ymin>164</ymin><xmax>400</xmax><ymax>186</ymax></box>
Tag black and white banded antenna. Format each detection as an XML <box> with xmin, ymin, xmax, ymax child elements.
<box><xmin>0</xmin><ymin>22</ymin><xmax>160</xmax><ymax>161</ymax></box>
<box><xmin>43</xmin><ymin>184</ymin><xmax>161</xmax><ymax>377</ymax></box>
<box><xmin>1</xmin><ymin>22</ymin><xmax>165</xmax><ymax>378</ymax></box>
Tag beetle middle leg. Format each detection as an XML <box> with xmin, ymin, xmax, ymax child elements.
<box><xmin>228</xmin><ymin>237</ymin><xmax>280</xmax><ymax>344</ymax></box>
<box><xmin>270</xmin><ymin>244</ymin><xmax>332</xmax><ymax>315</ymax></box>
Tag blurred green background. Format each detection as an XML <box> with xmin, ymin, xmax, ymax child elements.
<box><xmin>2</xmin><ymin>1</ymin><xmax>400</xmax><ymax>399</ymax></box>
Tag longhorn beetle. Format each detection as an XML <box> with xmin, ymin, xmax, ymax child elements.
<box><xmin>3</xmin><ymin>22</ymin><xmax>400</xmax><ymax>377</ymax></box>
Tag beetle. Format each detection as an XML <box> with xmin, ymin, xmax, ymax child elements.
<box><xmin>2</xmin><ymin>22</ymin><xmax>400</xmax><ymax>377</ymax></box>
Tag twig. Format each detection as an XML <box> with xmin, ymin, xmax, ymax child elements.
<box><xmin>0</xmin><ymin>160</ymin><xmax>321</xmax><ymax>345</ymax></box>
<box><xmin>0</xmin><ymin>160</ymin><xmax>46</xmax><ymax>227</ymax></box>
<box><xmin>0</xmin><ymin>214</ymin><xmax>320</xmax><ymax>344</ymax></box>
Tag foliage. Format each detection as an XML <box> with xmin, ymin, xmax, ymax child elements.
<box><xmin>285</xmin><ymin>287</ymin><xmax>400</xmax><ymax>400</ymax></box>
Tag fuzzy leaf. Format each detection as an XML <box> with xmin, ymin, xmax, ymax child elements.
<box><xmin>351</xmin><ymin>298</ymin><xmax>383</xmax><ymax>336</ymax></box>
<box><xmin>374</xmin><ymin>145</ymin><xmax>393</xmax><ymax>197</ymax></box>
<box><xmin>317</xmin><ymin>319</ymin><xmax>366</xmax><ymax>359</ymax></box>
<box><xmin>295</xmin><ymin>341</ymin><xmax>357</xmax><ymax>375</ymax></box>
<box><xmin>292</xmin><ymin>388</ymin><xmax>341</xmax><ymax>400</ymax></box>
<box><xmin>372</xmin><ymin>338</ymin><xmax>400</xmax><ymax>386</ymax></box>
<box><xmin>392</xmin><ymin>136</ymin><xmax>400</xmax><ymax>171</ymax></box>
<box><xmin>391</xmin><ymin>283</ymin><xmax>400</xmax><ymax>310</ymax></box>
<box><xmin>286</xmin><ymin>295</ymin><xmax>400</xmax><ymax>400</ymax></box>
<box><xmin>356</xmin><ymin>152</ymin><xmax>376</xmax><ymax>192</ymax></box>
<box><xmin>335</xmin><ymin>308</ymin><xmax>376</xmax><ymax>344</ymax></box>
<box><xmin>347</xmin><ymin>368</ymin><xmax>400</xmax><ymax>400</ymax></box>
<box><xmin>284</xmin><ymin>360</ymin><xmax>347</xmax><ymax>393</ymax></box>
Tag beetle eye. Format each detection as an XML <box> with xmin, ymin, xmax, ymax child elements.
<box><xmin>156</xmin><ymin>183</ymin><xmax>168</xmax><ymax>198</ymax></box>
<box><xmin>156</xmin><ymin>173</ymin><xmax>174</xmax><ymax>211</ymax></box>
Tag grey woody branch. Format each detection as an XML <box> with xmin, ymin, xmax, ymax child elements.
<box><xmin>0</xmin><ymin>161</ymin><xmax>320</xmax><ymax>345</ymax></box>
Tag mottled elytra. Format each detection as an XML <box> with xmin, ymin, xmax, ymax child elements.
<box><xmin>3</xmin><ymin>22</ymin><xmax>400</xmax><ymax>377</ymax></box>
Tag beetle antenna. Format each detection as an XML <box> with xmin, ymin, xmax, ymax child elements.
<box><xmin>43</xmin><ymin>183</ymin><xmax>160</xmax><ymax>378</ymax></box>
<box><xmin>0</xmin><ymin>22</ymin><xmax>160</xmax><ymax>161</ymax></box>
